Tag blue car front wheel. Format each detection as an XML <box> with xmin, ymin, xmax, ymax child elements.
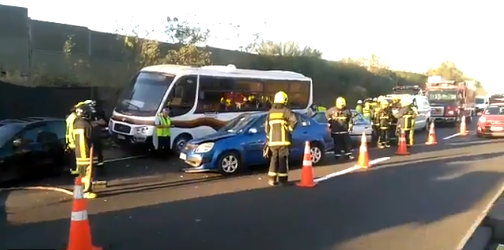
<box><xmin>218</xmin><ymin>151</ymin><xmax>241</xmax><ymax>175</ymax></box>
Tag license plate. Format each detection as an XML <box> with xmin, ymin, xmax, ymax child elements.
<box><xmin>117</xmin><ymin>135</ymin><xmax>126</xmax><ymax>140</ymax></box>
<box><xmin>491</xmin><ymin>127</ymin><xmax>503</xmax><ymax>131</ymax></box>
<box><xmin>134</xmin><ymin>136</ymin><xmax>146</xmax><ymax>142</ymax></box>
<box><xmin>179</xmin><ymin>153</ymin><xmax>187</xmax><ymax>160</ymax></box>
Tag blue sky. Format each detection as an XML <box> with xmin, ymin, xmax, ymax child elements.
<box><xmin>2</xmin><ymin>0</ymin><xmax>501</xmax><ymax>92</ymax></box>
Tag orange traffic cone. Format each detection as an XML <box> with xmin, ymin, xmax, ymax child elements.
<box><xmin>297</xmin><ymin>141</ymin><xmax>316</xmax><ymax>188</ymax></box>
<box><xmin>64</xmin><ymin>177</ymin><xmax>102</xmax><ymax>250</ymax></box>
<box><xmin>459</xmin><ymin>116</ymin><xmax>467</xmax><ymax>136</ymax></box>
<box><xmin>357</xmin><ymin>132</ymin><xmax>369</xmax><ymax>169</ymax></box>
<box><xmin>425</xmin><ymin>122</ymin><xmax>437</xmax><ymax>145</ymax></box>
<box><xmin>396</xmin><ymin>130</ymin><xmax>410</xmax><ymax>155</ymax></box>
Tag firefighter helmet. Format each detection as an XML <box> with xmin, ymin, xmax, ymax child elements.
<box><xmin>273</xmin><ymin>91</ymin><xmax>288</xmax><ymax>104</ymax></box>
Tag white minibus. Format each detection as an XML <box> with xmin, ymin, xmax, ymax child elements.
<box><xmin>109</xmin><ymin>64</ymin><xmax>313</xmax><ymax>152</ymax></box>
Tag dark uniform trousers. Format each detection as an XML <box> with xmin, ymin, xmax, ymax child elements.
<box><xmin>265</xmin><ymin>107</ymin><xmax>296</xmax><ymax>184</ymax></box>
<box><xmin>268</xmin><ymin>146</ymin><xmax>289</xmax><ymax>183</ymax></box>
<box><xmin>397</xmin><ymin>114</ymin><xmax>414</xmax><ymax>146</ymax></box>
<box><xmin>73</xmin><ymin>119</ymin><xmax>98</xmax><ymax>192</ymax></box>
<box><xmin>94</xmin><ymin>139</ymin><xmax>104</xmax><ymax>167</ymax></box>
<box><xmin>378</xmin><ymin>127</ymin><xmax>389</xmax><ymax>146</ymax></box>
<box><xmin>332</xmin><ymin>132</ymin><xmax>352</xmax><ymax>158</ymax></box>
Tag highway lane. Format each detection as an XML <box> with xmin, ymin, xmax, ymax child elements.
<box><xmin>2</xmin><ymin>124</ymin><xmax>494</xmax><ymax>250</ymax></box>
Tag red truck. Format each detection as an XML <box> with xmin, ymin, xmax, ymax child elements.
<box><xmin>425</xmin><ymin>76</ymin><xmax>476</xmax><ymax>126</ymax></box>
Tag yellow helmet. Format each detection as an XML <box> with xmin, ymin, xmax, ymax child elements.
<box><xmin>336</xmin><ymin>97</ymin><xmax>346</xmax><ymax>107</ymax></box>
<box><xmin>401</xmin><ymin>97</ymin><xmax>412</xmax><ymax>106</ymax></box>
<box><xmin>380</xmin><ymin>99</ymin><xmax>389</xmax><ymax>106</ymax></box>
<box><xmin>273</xmin><ymin>91</ymin><xmax>288</xmax><ymax>104</ymax></box>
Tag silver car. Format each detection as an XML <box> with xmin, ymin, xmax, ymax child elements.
<box><xmin>311</xmin><ymin>110</ymin><xmax>373</xmax><ymax>143</ymax></box>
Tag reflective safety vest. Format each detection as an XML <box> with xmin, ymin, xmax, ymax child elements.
<box><xmin>362</xmin><ymin>107</ymin><xmax>372</xmax><ymax>119</ymax></box>
<box><xmin>157</xmin><ymin>115</ymin><xmax>171</xmax><ymax>137</ymax></box>
<box><xmin>316</xmin><ymin>106</ymin><xmax>327</xmax><ymax>112</ymax></box>
<box><xmin>266</xmin><ymin>111</ymin><xmax>294</xmax><ymax>146</ymax></box>
<box><xmin>402</xmin><ymin>111</ymin><xmax>415</xmax><ymax>131</ymax></box>
<box><xmin>66</xmin><ymin>113</ymin><xmax>77</xmax><ymax>149</ymax></box>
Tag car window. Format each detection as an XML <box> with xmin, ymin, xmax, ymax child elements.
<box><xmin>254</xmin><ymin>115</ymin><xmax>267</xmax><ymax>129</ymax></box>
<box><xmin>353</xmin><ymin>113</ymin><xmax>367</xmax><ymax>124</ymax></box>
<box><xmin>311</xmin><ymin>112</ymin><xmax>328</xmax><ymax>124</ymax></box>
<box><xmin>45</xmin><ymin>121</ymin><xmax>66</xmax><ymax>139</ymax></box>
<box><xmin>295</xmin><ymin>113</ymin><xmax>310</xmax><ymax>127</ymax></box>
<box><xmin>19</xmin><ymin>125</ymin><xmax>48</xmax><ymax>143</ymax></box>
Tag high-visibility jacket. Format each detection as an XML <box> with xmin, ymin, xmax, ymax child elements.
<box><xmin>156</xmin><ymin>115</ymin><xmax>171</xmax><ymax>137</ymax></box>
<box><xmin>376</xmin><ymin>107</ymin><xmax>392</xmax><ymax>129</ymax></box>
<box><xmin>326</xmin><ymin>107</ymin><xmax>353</xmax><ymax>134</ymax></box>
<box><xmin>265</xmin><ymin>107</ymin><xmax>297</xmax><ymax>147</ymax></box>
<box><xmin>355</xmin><ymin>105</ymin><xmax>363</xmax><ymax>114</ymax></box>
<box><xmin>362</xmin><ymin>106</ymin><xmax>372</xmax><ymax>120</ymax></box>
<box><xmin>66</xmin><ymin>113</ymin><xmax>77</xmax><ymax>149</ymax></box>
<box><xmin>394</xmin><ymin>106</ymin><xmax>415</xmax><ymax>131</ymax></box>
<box><xmin>316</xmin><ymin>106</ymin><xmax>327</xmax><ymax>112</ymax></box>
<box><xmin>73</xmin><ymin>118</ymin><xmax>98</xmax><ymax>168</ymax></box>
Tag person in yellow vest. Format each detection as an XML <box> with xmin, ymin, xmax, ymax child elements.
<box><xmin>155</xmin><ymin>108</ymin><xmax>172</xmax><ymax>156</ymax></box>
<box><xmin>265</xmin><ymin>91</ymin><xmax>297</xmax><ymax>186</ymax></box>
<box><xmin>66</xmin><ymin>100</ymin><xmax>92</xmax><ymax>175</ymax></box>
<box><xmin>316</xmin><ymin>104</ymin><xmax>327</xmax><ymax>112</ymax></box>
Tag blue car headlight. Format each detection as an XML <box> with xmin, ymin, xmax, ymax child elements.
<box><xmin>195</xmin><ymin>142</ymin><xmax>214</xmax><ymax>153</ymax></box>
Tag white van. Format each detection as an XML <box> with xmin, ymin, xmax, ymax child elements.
<box><xmin>385</xmin><ymin>94</ymin><xmax>432</xmax><ymax>131</ymax></box>
<box><xmin>109</xmin><ymin>64</ymin><xmax>313</xmax><ymax>152</ymax></box>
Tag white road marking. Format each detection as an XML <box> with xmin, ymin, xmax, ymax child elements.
<box><xmin>104</xmin><ymin>155</ymin><xmax>147</xmax><ymax>163</ymax></box>
<box><xmin>447</xmin><ymin>140</ymin><xmax>490</xmax><ymax>146</ymax></box>
<box><xmin>314</xmin><ymin>157</ymin><xmax>391</xmax><ymax>183</ymax></box>
<box><xmin>443</xmin><ymin>133</ymin><xmax>461</xmax><ymax>140</ymax></box>
<box><xmin>455</xmin><ymin>181</ymin><xmax>504</xmax><ymax>250</ymax></box>
<box><xmin>0</xmin><ymin>186</ymin><xmax>73</xmax><ymax>196</ymax></box>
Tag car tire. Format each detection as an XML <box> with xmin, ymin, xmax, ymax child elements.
<box><xmin>172</xmin><ymin>134</ymin><xmax>192</xmax><ymax>154</ymax></box>
<box><xmin>217</xmin><ymin>151</ymin><xmax>241</xmax><ymax>175</ymax></box>
<box><xmin>310</xmin><ymin>142</ymin><xmax>325</xmax><ymax>165</ymax></box>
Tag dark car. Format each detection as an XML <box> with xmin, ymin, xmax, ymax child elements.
<box><xmin>0</xmin><ymin>117</ymin><xmax>66</xmax><ymax>183</ymax></box>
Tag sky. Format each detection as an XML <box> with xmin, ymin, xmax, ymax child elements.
<box><xmin>2</xmin><ymin>0</ymin><xmax>502</xmax><ymax>92</ymax></box>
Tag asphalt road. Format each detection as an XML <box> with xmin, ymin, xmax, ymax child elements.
<box><xmin>2</xmin><ymin>122</ymin><xmax>504</xmax><ymax>250</ymax></box>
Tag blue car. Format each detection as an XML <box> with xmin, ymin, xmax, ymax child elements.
<box><xmin>179</xmin><ymin>112</ymin><xmax>333</xmax><ymax>175</ymax></box>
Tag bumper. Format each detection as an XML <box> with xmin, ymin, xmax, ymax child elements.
<box><xmin>477</xmin><ymin>126</ymin><xmax>504</xmax><ymax>137</ymax></box>
<box><xmin>179</xmin><ymin>150</ymin><xmax>217</xmax><ymax>172</ymax></box>
<box><xmin>432</xmin><ymin>117</ymin><xmax>458</xmax><ymax>123</ymax></box>
<box><xmin>111</xmin><ymin>132</ymin><xmax>153</xmax><ymax>146</ymax></box>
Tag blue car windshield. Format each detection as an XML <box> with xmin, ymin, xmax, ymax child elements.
<box><xmin>219</xmin><ymin>115</ymin><xmax>255</xmax><ymax>133</ymax></box>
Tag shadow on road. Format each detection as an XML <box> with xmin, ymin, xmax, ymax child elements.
<box><xmin>2</xmin><ymin>150</ymin><xmax>504</xmax><ymax>250</ymax></box>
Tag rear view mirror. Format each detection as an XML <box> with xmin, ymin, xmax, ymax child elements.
<box><xmin>248</xmin><ymin>128</ymin><xmax>258</xmax><ymax>134</ymax></box>
<box><xmin>12</xmin><ymin>138</ymin><xmax>23</xmax><ymax>147</ymax></box>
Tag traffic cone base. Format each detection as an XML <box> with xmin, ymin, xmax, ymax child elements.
<box><xmin>357</xmin><ymin>132</ymin><xmax>369</xmax><ymax>169</ymax></box>
<box><xmin>65</xmin><ymin>177</ymin><xmax>102</xmax><ymax>250</ymax></box>
<box><xmin>297</xmin><ymin>141</ymin><xmax>316</xmax><ymax>188</ymax></box>
<box><xmin>459</xmin><ymin>116</ymin><xmax>467</xmax><ymax>136</ymax></box>
<box><xmin>425</xmin><ymin>122</ymin><xmax>438</xmax><ymax>145</ymax></box>
<box><xmin>396</xmin><ymin>130</ymin><xmax>410</xmax><ymax>155</ymax></box>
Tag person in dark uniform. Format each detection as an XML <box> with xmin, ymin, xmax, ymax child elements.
<box><xmin>393</xmin><ymin>98</ymin><xmax>416</xmax><ymax>146</ymax></box>
<box><xmin>376</xmin><ymin>99</ymin><xmax>393</xmax><ymax>148</ymax></box>
<box><xmin>389</xmin><ymin>97</ymin><xmax>401</xmax><ymax>144</ymax></box>
<box><xmin>72</xmin><ymin>103</ymin><xmax>98</xmax><ymax>199</ymax></box>
<box><xmin>326</xmin><ymin>97</ymin><xmax>354</xmax><ymax>160</ymax></box>
<box><xmin>265</xmin><ymin>91</ymin><xmax>297</xmax><ymax>186</ymax></box>
<box><xmin>88</xmin><ymin>100</ymin><xmax>107</xmax><ymax>171</ymax></box>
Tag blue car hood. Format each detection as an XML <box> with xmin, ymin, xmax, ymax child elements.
<box><xmin>190</xmin><ymin>131</ymin><xmax>237</xmax><ymax>144</ymax></box>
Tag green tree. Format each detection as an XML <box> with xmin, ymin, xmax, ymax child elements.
<box><xmin>118</xmin><ymin>25</ymin><xmax>163</xmax><ymax>72</ymax></box>
<box><xmin>163</xmin><ymin>17</ymin><xmax>211</xmax><ymax>66</ymax></box>
<box><xmin>426</xmin><ymin>61</ymin><xmax>466</xmax><ymax>81</ymax></box>
<box><xmin>254</xmin><ymin>41</ymin><xmax>322</xmax><ymax>58</ymax></box>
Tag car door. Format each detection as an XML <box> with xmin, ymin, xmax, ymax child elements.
<box><xmin>15</xmin><ymin>124</ymin><xmax>53</xmax><ymax>170</ymax></box>
<box><xmin>290</xmin><ymin>113</ymin><xmax>309</xmax><ymax>159</ymax></box>
<box><xmin>43</xmin><ymin>121</ymin><xmax>66</xmax><ymax>164</ymax></box>
<box><xmin>415</xmin><ymin>98</ymin><xmax>430</xmax><ymax>130</ymax></box>
<box><xmin>242</xmin><ymin>116</ymin><xmax>267</xmax><ymax>166</ymax></box>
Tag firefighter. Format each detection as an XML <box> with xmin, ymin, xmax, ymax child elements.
<box><xmin>371</xmin><ymin>97</ymin><xmax>378</xmax><ymax>109</ymax></box>
<box><xmin>89</xmin><ymin>100</ymin><xmax>107</xmax><ymax>171</ymax></box>
<box><xmin>264</xmin><ymin>91</ymin><xmax>297</xmax><ymax>186</ymax></box>
<box><xmin>371</xmin><ymin>97</ymin><xmax>384</xmax><ymax>144</ymax></box>
<box><xmin>66</xmin><ymin>100</ymin><xmax>93</xmax><ymax>175</ymax></box>
<box><xmin>72</xmin><ymin>103</ymin><xmax>98</xmax><ymax>199</ymax></box>
<box><xmin>355</xmin><ymin>100</ymin><xmax>363</xmax><ymax>114</ymax></box>
<box><xmin>388</xmin><ymin>97</ymin><xmax>401</xmax><ymax>144</ymax></box>
<box><xmin>155</xmin><ymin>107</ymin><xmax>172</xmax><ymax>156</ymax></box>
<box><xmin>376</xmin><ymin>99</ymin><xmax>392</xmax><ymax>148</ymax></box>
<box><xmin>362</xmin><ymin>101</ymin><xmax>373</xmax><ymax>120</ymax></box>
<box><xmin>394</xmin><ymin>98</ymin><xmax>416</xmax><ymax>146</ymax></box>
<box><xmin>326</xmin><ymin>97</ymin><xmax>354</xmax><ymax>160</ymax></box>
